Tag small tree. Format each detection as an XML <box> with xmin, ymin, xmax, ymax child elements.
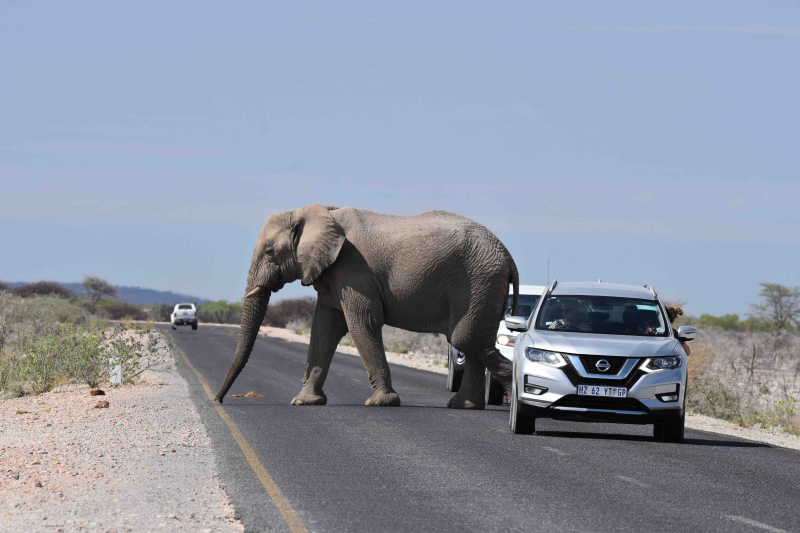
<box><xmin>749</xmin><ymin>283</ymin><xmax>800</xmax><ymax>336</ymax></box>
<box><xmin>0</xmin><ymin>280</ymin><xmax>8</xmax><ymax>292</ymax></box>
<box><xmin>81</xmin><ymin>276</ymin><xmax>117</xmax><ymax>312</ymax></box>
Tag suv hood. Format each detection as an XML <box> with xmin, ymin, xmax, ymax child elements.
<box><xmin>530</xmin><ymin>330</ymin><xmax>677</xmax><ymax>359</ymax></box>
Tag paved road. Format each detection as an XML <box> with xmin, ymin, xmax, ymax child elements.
<box><xmin>167</xmin><ymin>325</ymin><xmax>800</xmax><ymax>533</ymax></box>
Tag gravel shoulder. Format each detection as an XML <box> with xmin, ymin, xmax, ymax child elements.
<box><xmin>0</xmin><ymin>349</ymin><xmax>243</xmax><ymax>532</ymax></box>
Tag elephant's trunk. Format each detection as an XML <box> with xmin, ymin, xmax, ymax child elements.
<box><xmin>214</xmin><ymin>289</ymin><xmax>271</xmax><ymax>402</ymax></box>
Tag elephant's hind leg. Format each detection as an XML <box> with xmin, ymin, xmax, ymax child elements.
<box><xmin>446</xmin><ymin>354</ymin><xmax>486</xmax><ymax>410</ymax></box>
<box><xmin>291</xmin><ymin>304</ymin><xmax>348</xmax><ymax>406</ymax></box>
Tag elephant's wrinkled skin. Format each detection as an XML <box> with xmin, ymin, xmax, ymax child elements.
<box><xmin>215</xmin><ymin>205</ymin><xmax>519</xmax><ymax>409</ymax></box>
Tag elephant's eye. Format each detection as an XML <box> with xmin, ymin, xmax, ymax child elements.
<box><xmin>264</xmin><ymin>246</ymin><xmax>275</xmax><ymax>255</ymax></box>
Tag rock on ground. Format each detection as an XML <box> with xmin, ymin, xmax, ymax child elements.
<box><xmin>0</xmin><ymin>359</ymin><xmax>243</xmax><ymax>532</ymax></box>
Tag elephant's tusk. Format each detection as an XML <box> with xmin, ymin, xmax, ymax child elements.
<box><xmin>245</xmin><ymin>286</ymin><xmax>265</xmax><ymax>299</ymax></box>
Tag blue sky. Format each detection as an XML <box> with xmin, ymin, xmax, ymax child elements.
<box><xmin>1</xmin><ymin>1</ymin><xmax>799</xmax><ymax>315</ymax></box>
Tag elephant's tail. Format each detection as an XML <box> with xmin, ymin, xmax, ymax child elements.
<box><xmin>509</xmin><ymin>259</ymin><xmax>519</xmax><ymax>318</ymax></box>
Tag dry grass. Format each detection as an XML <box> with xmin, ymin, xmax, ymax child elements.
<box><xmin>687</xmin><ymin>328</ymin><xmax>800</xmax><ymax>434</ymax></box>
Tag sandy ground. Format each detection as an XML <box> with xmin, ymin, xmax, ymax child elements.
<box><xmin>0</xmin><ymin>355</ymin><xmax>243</xmax><ymax>532</ymax></box>
<box><xmin>684</xmin><ymin>413</ymin><xmax>800</xmax><ymax>451</ymax></box>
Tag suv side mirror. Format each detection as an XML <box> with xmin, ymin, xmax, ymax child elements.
<box><xmin>504</xmin><ymin>316</ymin><xmax>528</xmax><ymax>332</ymax></box>
<box><xmin>676</xmin><ymin>325</ymin><xmax>696</xmax><ymax>342</ymax></box>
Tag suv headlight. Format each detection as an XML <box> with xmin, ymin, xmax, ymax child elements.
<box><xmin>524</xmin><ymin>348</ymin><xmax>567</xmax><ymax>368</ymax></box>
<box><xmin>497</xmin><ymin>334</ymin><xmax>517</xmax><ymax>347</ymax></box>
<box><xmin>642</xmin><ymin>356</ymin><xmax>682</xmax><ymax>372</ymax></box>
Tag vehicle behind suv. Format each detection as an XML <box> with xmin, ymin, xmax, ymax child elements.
<box><xmin>171</xmin><ymin>303</ymin><xmax>198</xmax><ymax>330</ymax></box>
<box><xmin>506</xmin><ymin>280</ymin><xmax>695</xmax><ymax>443</ymax></box>
<box><xmin>447</xmin><ymin>284</ymin><xmax>546</xmax><ymax>405</ymax></box>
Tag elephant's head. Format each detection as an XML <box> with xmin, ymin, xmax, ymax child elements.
<box><xmin>214</xmin><ymin>204</ymin><xmax>345</xmax><ymax>402</ymax></box>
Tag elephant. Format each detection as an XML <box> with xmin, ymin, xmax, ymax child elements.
<box><xmin>214</xmin><ymin>204</ymin><xmax>519</xmax><ymax>409</ymax></box>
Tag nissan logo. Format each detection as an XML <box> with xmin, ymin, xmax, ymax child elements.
<box><xmin>595</xmin><ymin>359</ymin><xmax>611</xmax><ymax>372</ymax></box>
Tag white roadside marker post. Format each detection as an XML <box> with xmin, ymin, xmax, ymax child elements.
<box><xmin>109</xmin><ymin>358</ymin><xmax>122</xmax><ymax>385</ymax></box>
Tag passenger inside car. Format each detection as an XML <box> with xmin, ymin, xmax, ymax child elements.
<box><xmin>548</xmin><ymin>299</ymin><xmax>592</xmax><ymax>332</ymax></box>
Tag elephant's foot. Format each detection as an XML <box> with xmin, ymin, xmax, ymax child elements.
<box><xmin>291</xmin><ymin>388</ymin><xmax>327</xmax><ymax>405</ymax></box>
<box><xmin>365</xmin><ymin>390</ymin><xmax>401</xmax><ymax>407</ymax></box>
<box><xmin>447</xmin><ymin>391</ymin><xmax>486</xmax><ymax>410</ymax></box>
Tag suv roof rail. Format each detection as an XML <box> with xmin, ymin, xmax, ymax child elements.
<box><xmin>545</xmin><ymin>278</ymin><xmax>558</xmax><ymax>298</ymax></box>
<box><xmin>643</xmin><ymin>284</ymin><xmax>658</xmax><ymax>299</ymax></box>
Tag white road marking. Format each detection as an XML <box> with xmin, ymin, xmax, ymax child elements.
<box><xmin>726</xmin><ymin>515</ymin><xmax>787</xmax><ymax>533</ymax></box>
<box><xmin>541</xmin><ymin>446</ymin><xmax>569</xmax><ymax>456</ymax></box>
<box><xmin>615</xmin><ymin>475</ymin><xmax>649</xmax><ymax>488</ymax></box>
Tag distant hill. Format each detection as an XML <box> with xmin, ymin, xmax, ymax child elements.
<box><xmin>6</xmin><ymin>281</ymin><xmax>208</xmax><ymax>306</ymax></box>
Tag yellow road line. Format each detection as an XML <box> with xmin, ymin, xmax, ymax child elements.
<box><xmin>174</xmin><ymin>343</ymin><xmax>309</xmax><ymax>533</ymax></box>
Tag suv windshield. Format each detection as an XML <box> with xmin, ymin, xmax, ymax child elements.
<box><xmin>505</xmin><ymin>294</ymin><xmax>541</xmax><ymax>319</ymax></box>
<box><xmin>535</xmin><ymin>295</ymin><xmax>668</xmax><ymax>337</ymax></box>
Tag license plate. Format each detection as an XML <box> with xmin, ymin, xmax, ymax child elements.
<box><xmin>577</xmin><ymin>385</ymin><xmax>627</xmax><ymax>398</ymax></box>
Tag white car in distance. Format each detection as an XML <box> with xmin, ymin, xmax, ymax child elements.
<box><xmin>171</xmin><ymin>303</ymin><xmax>198</xmax><ymax>330</ymax></box>
<box><xmin>447</xmin><ymin>284</ymin><xmax>546</xmax><ymax>405</ymax></box>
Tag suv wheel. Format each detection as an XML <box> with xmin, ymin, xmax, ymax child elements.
<box><xmin>509</xmin><ymin>377</ymin><xmax>535</xmax><ymax>435</ymax></box>
<box><xmin>447</xmin><ymin>353</ymin><xmax>463</xmax><ymax>392</ymax></box>
<box><xmin>654</xmin><ymin>409</ymin><xmax>685</xmax><ymax>443</ymax></box>
<box><xmin>485</xmin><ymin>370</ymin><xmax>504</xmax><ymax>405</ymax></box>
<box><xmin>191</xmin><ymin>323</ymin><xmax>198</xmax><ymax>330</ymax></box>
<box><xmin>171</xmin><ymin>325</ymin><xmax>177</xmax><ymax>330</ymax></box>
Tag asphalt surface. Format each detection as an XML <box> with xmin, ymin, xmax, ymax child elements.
<box><xmin>166</xmin><ymin>324</ymin><xmax>800</xmax><ymax>533</ymax></box>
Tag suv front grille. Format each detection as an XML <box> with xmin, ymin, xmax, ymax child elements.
<box><xmin>552</xmin><ymin>395</ymin><xmax>646</xmax><ymax>412</ymax></box>
<box><xmin>578</xmin><ymin>355</ymin><xmax>628</xmax><ymax>375</ymax></box>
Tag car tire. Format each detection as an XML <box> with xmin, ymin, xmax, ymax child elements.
<box><xmin>485</xmin><ymin>370</ymin><xmax>505</xmax><ymax>406</ymax></box>
<box><xmin>654</xmin><ymin>409</ymin><xmax>685</xmax><ymax>443</ymax></box>
<box><xmin>447</xmin><ymin>353</ymin><xmax>463</xmax><ymax>392</ymax></box>
<box><xmin>191</xmin><ymin>323</ymin><xmax>198</xmax><ymax>330</ymax></box>
<box><xmin>171</xmin><ymin>325</ymin><xmax>177</xmax><ymax>330</ymax></box>
<box><xmin>509</xmin><ymin>378</ymin><xmax>535</xmax><ymax>435</ymax></box>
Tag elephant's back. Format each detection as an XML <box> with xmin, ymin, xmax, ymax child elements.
<box><xmin>331</xmin><ymin>208</ymin><xmax>515</xmax><ymax>335</ymax></box>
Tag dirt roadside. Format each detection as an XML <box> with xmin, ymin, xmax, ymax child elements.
<box><xmin>0</xmin><ymin>350</ymin><xmax>244</xmax><ymax>532</ymax></box>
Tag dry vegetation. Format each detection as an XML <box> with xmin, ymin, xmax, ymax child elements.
<box><xmin>686</xmin><ymin>328</ymin><xmax>800</xmax><ymax>434</ymax></box>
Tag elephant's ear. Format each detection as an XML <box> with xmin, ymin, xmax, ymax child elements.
<box><xmin>292</xmin><ymin>204</ymin><xmax>346</xmax><ymax>286</ymax></box>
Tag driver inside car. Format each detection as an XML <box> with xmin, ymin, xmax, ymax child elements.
<box><xmin>548</xmin><ymin>299</ymin><xmax>592</xmax><ymax>332</ymax></box>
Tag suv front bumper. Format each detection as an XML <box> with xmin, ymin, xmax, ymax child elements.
<box><xmin>515</xmin><ymin>353</ymin><xmax>686</xmax><ymax>425</ymax></box>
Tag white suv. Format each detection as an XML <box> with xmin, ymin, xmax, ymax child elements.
<box><xmin>506</xmin><ymin>280</ymin><xmax>695</xmax><ymax>443</ymax></box>
<box><xmin>171</xmin><ymin>303</ymin><xmax>198</xmax><ymax>330</ymax></box>
<box><xmin>447</xmin><ymin>284</ymin><xmax>546</xmax><ymax>405</ymax></box>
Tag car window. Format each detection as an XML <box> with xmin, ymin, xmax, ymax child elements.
<box><xmin>178</xmin><ymin>304</ymin><xmax>193</xmax><ymax>310</ymax></box>
<box><xmin>505</xmin><ymin>294</ymin><xmax>541</xmax><ymax>319</ymax></box>
<box><xmin>534</xmin><ymin>295</ymin><xmax>668</xmax><ymax>337</ymax></box>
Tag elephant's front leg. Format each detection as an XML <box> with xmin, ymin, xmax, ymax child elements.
<box><xmin>342</xmin><ymin>296</ymin><xmax>400</xmax><ymax>407</ymax></box>
<box><xmin>291</xmin><ymin>305</ymin><xmax>348</xmax><ymax>406</ymax></box>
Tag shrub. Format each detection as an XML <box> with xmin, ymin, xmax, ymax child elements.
<box><xmin>150</xmin><ymin>303</ymin><xmax>174</xmax><ymax>322</ymax></box>
<box><xmin>98</xmin><ymin>299</ymin><xmax>149</xmax><ymax>321</ymax></box>
<box><xmin>0</xmin><ymin>322</ymin><xmax>168</xmax><ymax>396</ymax></box>
<box><xmin>0</xmin><ymin>294</ymin><xmax>96</xmax><ymax>347</ymax></box>
<box><xmin>686</xmin><ymin>327</ymin><xmax>800</xmax><ymax>433</ymax></box>
<box><xmin>0</xmin><ymin>280</ymin><xmax>8</xmax><ymax>293</ymax></box>
<box><xmin>197</xmin><ymin>300</ymin><xmax>242</xmax><ymax>324</ymax></box>
<box><xmin>263</xmin><ymin>297</ymin><xmax>316</xmax><ymax>328</ymax></box>
<box><xmin>12</xmin><ymin>281</ymin><xmax>74</xmax><ymax>300</ymax></box>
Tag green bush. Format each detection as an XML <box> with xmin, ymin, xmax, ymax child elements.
<box><xmin>197</xmin><ymin>300</ymin><xmax>242</xmax><ymax>324</ymax></box>
<box><xmin>0</xmin><ymin>322</ymin><xmax>167</xmax><ymax>396</ymax></box>
<box><xmin>150</xmin><ymin>303</ymin><xmax>174</xmax><ymax>322</ymax></box>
